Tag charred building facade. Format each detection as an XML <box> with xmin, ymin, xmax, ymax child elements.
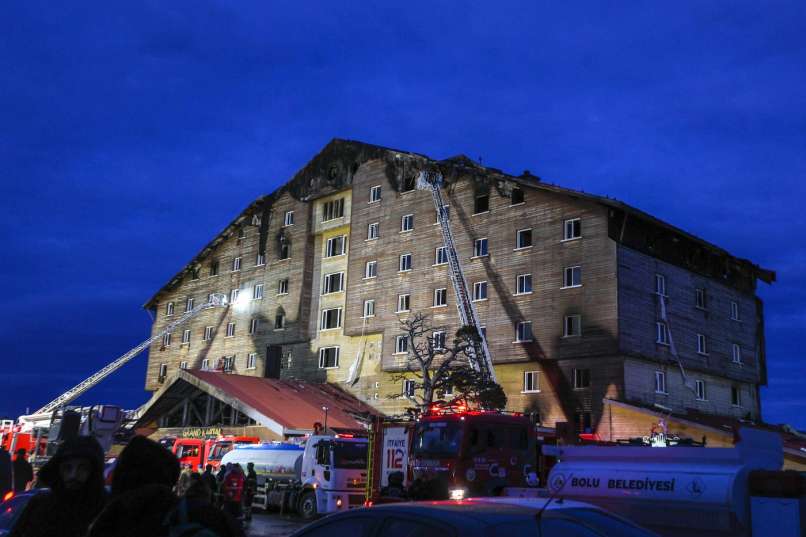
<box><xmin>143</xmin><ymin>140</ymin><xmax>774</xmax><ymax>436</ymax></box>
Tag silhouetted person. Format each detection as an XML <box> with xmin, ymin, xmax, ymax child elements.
<box><xmin>222</xmin><ymin>463</ymin><xmax>245</xmax><ymax>520</ymax></box>
<box><xmin>243</xmin><ymin>462</ymin><xmax>257</xmax><ymax>521</ymax></box>
<box><xmin>0</xmin><ymin>447</ymin><xmax>12</xmax><ymax>499</ymax></box>
<box><xmin>89</xmin><ymin>435</ymin><xmax>242</xmax><ymax>537</ymax></box>
<box><xmin>202</xmin><ymin>463</ymin><xmax>218</xmax><ymax>496</ymax></box>
<box><xmin>12</xmin><ymin>448</ymin><xmax>33</xmax><ymax>492</ymax></box>
<box><xmin>10</xmin><ymin>436</ymin><xmax>106</xmax><ymax>537</ymax></box>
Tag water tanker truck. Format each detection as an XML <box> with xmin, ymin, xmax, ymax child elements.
<box><xmin>221</xmin><ymin>433</ymin><xmax>368</xmax><ymax>519</ymax></box>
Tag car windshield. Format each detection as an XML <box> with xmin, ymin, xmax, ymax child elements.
<box><xmin>333</xmin><ymin>441</ymin><xmax>367</xmax><ymax>469</ymax></box>
<box><xmin>208</xmin><ymin>442</ymin><xmax>232</xmax><ymax>461</ymax></box>
<box><xmin>414</xmin><ymin>420</ymin><xmax>464</xmax><ymax>457</ymax></box>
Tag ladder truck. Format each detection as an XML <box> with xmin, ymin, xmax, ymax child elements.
<box><xmin>10</xmin><ymin>293</ymin><xmax>229</xmax><ymax>454</ymax></box>
<box><xmin>416</xmin><ymin>170</ymin><xmax>497</xmax><ymax>383</ymax></box>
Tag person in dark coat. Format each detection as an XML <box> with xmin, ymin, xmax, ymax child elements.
<box><xmin>243</xmin><ymin>462</ymin><xmax>257</xmax><ymax>521</ymax></box>
<box><xmin>0</xmin><ymin>447</ymin><xmax>11</xmax><ymax>498</ymax></box>
<box><xmin>202</xmin><ymin>464</ymin><xmax>218</xmax><ymax>499</ymax></box>
<box><xmin>9</xmin><ymin>436</ymin><xmax>106</xmax><ymax>537</ymax></box>
<box><xmin>12</xmin><ymin>448</ymin><xmax>33</xmax><ymax>492</ymax></box>
<box><xmin>88</xmin><ymin>435</ymin><xmax>242</xmax><ymax>537</ymax></box>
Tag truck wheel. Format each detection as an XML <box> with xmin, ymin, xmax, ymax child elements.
<box><xmin>299</xmin><ymin>491</ymin><xmax>318</xmax><ymax>520</ymax></box>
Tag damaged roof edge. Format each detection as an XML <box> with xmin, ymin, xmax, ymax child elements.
<box><xmin>144</xmin><ymin>139</ymin><xmax>775</xmax><ymax>309</ymax></box>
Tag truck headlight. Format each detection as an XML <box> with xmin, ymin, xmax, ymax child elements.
<box><xmin>449</xmin><ymin>488</ymin><xmax>466</xmax><ymax>501</ymax></box>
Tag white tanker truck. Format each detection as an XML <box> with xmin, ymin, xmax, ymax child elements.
<box><xmin>221</xmin><ymin>433</ymin><xmax>368</xmax><ymax>519</ymax></box>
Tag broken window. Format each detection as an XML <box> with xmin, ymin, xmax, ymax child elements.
<box><xmin>474</xmin><ymin>193</ymin><xmax>489</xmax><ymax>214</ymax></box>
<box><xmin>275</xmin><ymin>308</ymin><xmax>285</xmax><ymax>330</ymax></box>
<box><xmin>279</xmin><ymin>236</ymin><xmax>291</xmax><ymax>259</ymax></box>
<box><xmin>511</xmin><ymin>187</ymin><xmax>524</xmax><ymax>205</ymax></box>
<box><xmin>563</xmin><ymin>315</ymin><xmax>582</xmax><ymax>337</ymax></box>
<box><xmin>573</xmin><ymin>368</ymin><xmax>591</xmax><ymax>389</ymax></box>
<box><xmin>402</xmin><ymin>175</ymin><xmax>416</xmax><ymax>192</ymax></box>
<box><xmin>516</xmin><ymin>228</ymin><xmax>532</xmax><ymax>249</ymax></box>
<box><xmin>209</xmin><ymin>260</ymin><xmax>219</xmax><ymax>277</ymax></box>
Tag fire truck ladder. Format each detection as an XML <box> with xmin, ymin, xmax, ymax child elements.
<box><xmin>31</xmin><ymin>293</ymin><xmax>229</xmax><ymax>416</ymax></box>
<box><xmin>416</xmin><ymin>171</ymin><xmax>497</xmax><ymax>383</ymax></box>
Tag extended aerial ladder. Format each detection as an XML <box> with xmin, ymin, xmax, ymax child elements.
<box><xmin>416</xmin><ymin>171</ymin><xmax>497</xmax><ymax>383</ymax></box>
<box><xmin>20</xmin><ymin>293</ymin><xmax>229</xmax><ymax>427</ymax></box>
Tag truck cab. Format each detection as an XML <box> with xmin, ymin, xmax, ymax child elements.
<box><xmin>298</xmin><ymin>434</ymin><xmax>368</xmax><ymax>518</ymax></box>
<box><xmin>411</xmin><ymin>409</ymin><xmax>537</xmax><ymax>500</ymax></box>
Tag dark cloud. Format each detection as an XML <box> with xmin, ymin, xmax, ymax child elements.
<box><xmin>2</xmin><ymin>1</ymin><xmax>804</xmax><ymax>427</ymax></box>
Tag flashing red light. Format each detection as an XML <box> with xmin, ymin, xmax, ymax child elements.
<box><xmin>364</xmin><ymin>500</ymin><xmax>374</xmax><ymax>507</ymax></box>
<box><xmin>2</xmin><ymin>491</ymin><xmax>13</xmax><ymax>502</ymax></box>
<box><xmin>335</xmin><ymin>433</ymin><xmax>355</xmax><ymax>438</ymax></box>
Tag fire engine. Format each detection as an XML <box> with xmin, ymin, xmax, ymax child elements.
<box><xmin>171</xmin><ymin>435</ymin><xmax>260</xmax><ymax>470</ymax></box>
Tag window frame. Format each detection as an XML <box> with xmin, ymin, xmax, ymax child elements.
<box><xmin>232</xmin><ymin>257</ymin><xmax>241</xmax><ymax>272</ymax></box>
<box><xmin>695</xmin><ymin>288</ymin><xmax>707</xmax><ymax>310</ymax></box>
<box><xmin>432</xmin><ymin>330</ymin><xmax>446</xmax><ymax>351</ymax></box>
<box><xmin>249</xmin><ymin>318</ymin><xmax>259</xmax><ymax>335</ymax></box>
<box><xmin>166</xmin><ymin>302</ymin><xmax>175</xmax><ymax>317</ymax></box>
<box><xmin>515</xmin><ymin>321</ymin><xmax>533</xmax><ymax>342</ymax></box>
<box><xmin>400</xmin><ymin>214</ymin><xmax>414</xmax><ymax>233</ymax></box>
<box><xmin>395</xmin><ymin>335</ymin><xmax>409</xmax><ymax>355</ymax></box>
<box><xmin>515</xmin><ymin>228</ymin><xmax>533</xmax><ymax>250</ymax></box>
<box><xmin>320</xmin><ymin>307</ymin><xmax>343</xmax><ymax>331</ymax></box>
<box><xmin>510</xmin><ymin>187</ymin><xmax>525</xmax><ymax>206</ymax></box>
<box><xmin>399</xmin><ymin>253</ymin><xmax>413</xmax><ymax>272</ymax></box>
<box><xmin>369</xmin><ymin>185</ymin><xmax>382</xmax><ymax>203</ymax></box>
<box><xmin>655</xmin><ymin>371</ymin><xmax>668</xmax><ymax>394</ymax></box>
<box><xmin>203</xmin><ymin>326</ymin><xmax>213</xmax><ymax>341</ymax></box>
<box><xmin>364</xmin><ymin>260</ymin><xmax>377</xmax><ymax>279</ymax></box>
<box><xmin>522</xmin><ymin>370</ymin><xmax>540</xmax><ymax>393</ymax></box>
<box><xmin>322</xmin><ymin>272</ymin><xmax>345</xmax><ymax>294</ymax></box>
<box><xmin>730</xmin><ymin>301</ymin><xmax>741</xmax><ymax>321</ymax></box>
<box><xmin>397</xmin><ymin>294</ymin><xmax>410</xmax><ymax>313</ymax></box>
<box><xmin>230</xmin><ymin>288</ymin><xmax>240</xmax><ymax>304</ymax></box>
<box><xmin>433</xmin><ymin>288</ymin><xmax>447</xmax><ymax>307</ymax></box>
<box><xmin>656</xmin><ymin>321</ymin><xmax>669</xmax><ymax>345</ymax></box>
<box><xmin>562</xmin><ymin>218</ymin><xmax>582</xmax><ymax>241</ymax></box>
<box><xmin>473</xmin><ymin>238</ymin><xmax>489</xmax><ymax>258</ymax></box>
<box><xmin>277</xmin><ymin>278</ymin><xmax>289</xmax><ymax>295</ymax></box>
<box><xmin>695</xmin><ymin>379</ymin><xmax>707</xmax><ymax>401</ymax></box>
<box><xmin>731</xmin><ymin>385</ymin><xmax>742</xmax><ymax>407</ymax></box>
<box><xmin>473</xmin><ymin>281</ymin><xmax>488</xmax><ymax>301</ymax></box>
<box><xmin>179</xmin><ymin>360</ymin><xmax>188</xmax><ymax>370</ymax></box>
<box><xmin>563</xmin><ymin>314</ymin><xmax>582</xmax><ymax>338</ymax></box>
<box><xmin>367</xmin><ymin>222</ymin><xmax>380</xmax><ymax>240</ymax></box>
<box><xmin>696</xmin><ymin>333</ymin><xmax>708</xmax><ymax>355</ymax></box>
<box><xmin>516</xmin><ymin>273</ymin><xmax>533</xmax><ymax>295</ymax></box>
<box><xmin>226</xmin><ymin>322</ymin><xmax>235</xmax><ymax>338</ymax></box>
<box><xmin>256</xmin><ymin>252</ymin><xmax>266</xmax><ymax>266</ymax></box>
<box><xmin>283</xmin><ymin>210</ymin><xmax>294</xmax><ymax>227</ymax></box>
<box><xmin>322</xmin><ymin>198</ymin><xmax>345</xmax><ymax>222</ymax></box>
<box><xmin>434</xmin><ymin>246</ymin><xmax>448</xmax><ymax>265</ymax></box>
<box><xmin>246</xmin><ymin>352</ymin><xmax>257</xmax><ymax>370</ymax></box>
<box><xmin>318</xmin><ymin>347</ymin><xmax>340</xmax><ymax>369</ymax></box>
<box><xmin>181</xmin><ymin>329</ymin><xmax>191</xmax><ymax>345</ymax></box>
<box><xmin>732</xmin><ymin>343</ymin><xmax>742</xmax><ymax>364</ymax></box>
<box><xmin>403</xmin><ymin>379</ymin><xmax>416</xmax><ymax>397</ymax></box>
<box><xmin>325</xmin><ymin>235</ymin><xmax>347</xmax><ymax>257</ymax></box>
<box><xmin>655</xmin><ymin>274</ymin><xmax>667</xmax><ymax>296</ymax></box>
<box><xmin>562</xmin><ymin>265</ymin><xmax>582</xmax><ymax>288</ymax></box>
<box><xmin>363</xmin><ymin>299</ymin><xmax>376</xmax><ymax>318</ymax></box>
<box><xmin>185</xmin><ymin>297</ymin><xmax>194</xmax><ymax>312</ymax></box>
<box><xmin>253</xmin><ymin>283</ymin><xmax>264</xmax><ymax>300</ymax></box>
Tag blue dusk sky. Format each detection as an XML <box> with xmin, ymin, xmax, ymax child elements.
<box><xmin>1</xmin><ymin>2</ymin><xmax>804</xmax><ymax>428</ymax></box>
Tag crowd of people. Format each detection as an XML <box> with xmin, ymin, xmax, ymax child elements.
<box><xmin>0</xmin><ymin>437</ymin><xmax>260</xmax><ymax>537</ymax></box>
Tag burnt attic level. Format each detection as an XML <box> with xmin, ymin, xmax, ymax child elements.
<box><xmin>144</xmin><ymin>139</ymin><xmax>774</xmax><ymax>309</ymax></box>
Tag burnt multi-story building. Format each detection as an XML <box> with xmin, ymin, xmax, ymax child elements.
<box><xmin>143</xmin><ymin>139</ymin><xmax>774</xmax><ymax>435</ymax></box>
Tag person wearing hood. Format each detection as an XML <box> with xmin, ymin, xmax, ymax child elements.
<box><xmin>12</xmin><ymin>448</ymin><xmax>33</xmax><ymax>492</ymax></box>
<box><xmin>9</xmin><ymin>436</ymin><xmax>106</xmax><ymax>537</ymax></box>
<box><xmin>0</xmin><ymin>447</ymin><xmax>11</xmax><ymax>499</ymax></box>
<box><xmin>88</xmin><ymin>435</ymin><xmax>242</xmax><ymax>537</ymax></box>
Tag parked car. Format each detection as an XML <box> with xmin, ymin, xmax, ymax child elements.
<box><xmin>290</xmin><ymin>497</ymin><xmax>658</xmax><ymax>536</ymax></box>
<box><xmin>0</xmin><ymin>489</ymin><xmax>48</xmax><ymax>536</ymax></box>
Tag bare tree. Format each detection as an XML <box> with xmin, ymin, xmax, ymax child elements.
<box><xmin>390</xmin><ymin>313</ymin><xmax>506</xmax><ymax>412</ymax></box>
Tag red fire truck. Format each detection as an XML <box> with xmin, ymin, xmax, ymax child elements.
<box><xmin>172</xmin><ymin>435</ymin><xmax>260</xmax><ymax>470</ymax></box>
<box><xmin>366</xmin><ymin>403</ymin><xmax>556</xmax><ymax>503</ymax></box>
